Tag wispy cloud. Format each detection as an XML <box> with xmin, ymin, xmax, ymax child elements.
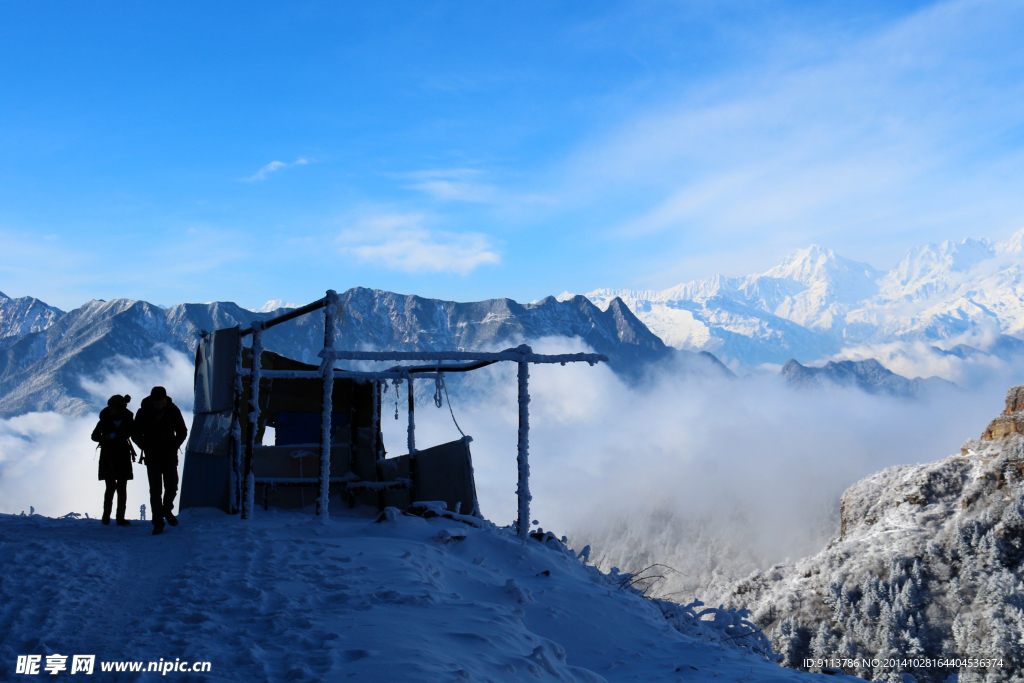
<box><xmin>241</xmin><ymin>157</ymin><xmax>309</xmax><ymax>182</ymax></box>
<box><xmin>337</xmin><ymin>212</ymin><xmax>501</xmax><ymax>274</ymax></box>
<box><xmin>402</xmin><ymin>168</ymin><xmax>499</xmax><ymax>203</ymax></box>
<box><xmin>559</xmin><ymin>0</ymin><xmax>1024</xmax><ymax>276</ymax></box>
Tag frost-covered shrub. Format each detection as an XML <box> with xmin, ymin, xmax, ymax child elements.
<box><xmin>714</xmin><ymin>435</ymin><xmax>1024</xmax><ymax>683</ymax></box>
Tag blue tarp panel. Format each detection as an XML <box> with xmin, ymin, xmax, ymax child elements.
<box><xmin>275</xmin><ymin>412</ymin><xmax>351</xmax><ymax>445</ymax></box>
<box><xmin>181</xmin><ymin>410</ymin><xmax>235</xmax><ymax>510</ymax></box>
<box><xmin>180</xmin><ymin>449</ymin><xmax>231</xmax><ymax>511</ymax></box>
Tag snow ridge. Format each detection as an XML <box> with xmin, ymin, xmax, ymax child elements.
<box><xmin>581</xmin><ymin>229</ymin><xmax>1024</xmax><ymax>372</ymax></box>
<box><xmin>780</xmin><ymin>358</ymin><xmax>955</xmax><ymax>398</ymax></box>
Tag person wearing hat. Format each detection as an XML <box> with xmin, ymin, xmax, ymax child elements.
<box><xmin>132</xmin><ymin>386</ymin><xmax>188</xmax><ymax>535</ymax></box>
<box><xmin>90</xmin><ymin>394</ymin><xmax>135</xmax><ymax>526</ymax></box>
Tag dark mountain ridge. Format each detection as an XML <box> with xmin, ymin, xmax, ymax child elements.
<box><xmin>0</xmin><ymin>287</ymin><xmax>677</xmax><ymax>418</ymax></box>
<box><xmin>781</xmin><ymin>357</ymin><xmax>956</xmax><ymax>398</ymax></box>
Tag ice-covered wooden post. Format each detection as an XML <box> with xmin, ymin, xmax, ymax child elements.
<box><xmin>516</xmin><ymin>345</ymin><xmax>532</xmax><ymax>539</ymax></box>
<box><xmin>318</xmin><ymin>289</ymin><xmax>340</xmax><ymax>517</ymax></box>
<box><xmin>407</xmin><ymin>375</ymin><xmax>416</xmax><ymax>454</ymax></box>
<box><xmin>406</xmin><ymin>374</ymin><xmax>417</xmax><ymax>502</ymax></box>
<box><xmin>242</xmin><ymin>321</ymin><xmax>264</xmax><ymax>519</ymax></box>
<box><xmin>229</xmin><ymin>324</ymin><xmax>245</xmax><ymax>514</ymax></box>
<box><xmin>372</xmin><ymin>380</ymin><xmax>383</xmax><ymax>460</ymax></box>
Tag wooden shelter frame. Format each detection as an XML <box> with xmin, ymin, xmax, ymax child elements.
<box><xmin>228</xmin><ymin>289</ymin><xmax>607</xmax><ymax>538</ymax></box>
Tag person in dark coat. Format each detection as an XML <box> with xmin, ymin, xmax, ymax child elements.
<box><xmin>132</xmin><ymin>386</ymin><xmax>188</xmax><ymax>535</ymax></box>
<box><xmin>90</xmin><ymin>394</ymin><xmax>135</xmax><ymax>526</ymax></box>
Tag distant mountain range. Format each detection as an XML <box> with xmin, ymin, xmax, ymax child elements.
<box><xmin>0</xmin><ymin>287</ymin><xmax>677</xmax><ymax>418</ymax></box>
<box><xmin>781</xmin><ymin>358</ymin><xmax>956</xmax><ymax>398</ymax></box>
<box><xmin>574</xmin><ymin>230</ymin><xmax>1024</xmax><ymax>370</ymax></box>
<box><xmin>9</xmin><ymin>230</ymin><xmax>1018</xmax><ymax>421</ymax></box>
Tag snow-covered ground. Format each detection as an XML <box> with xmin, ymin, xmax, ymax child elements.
<box><xmin>0</xmin><ymin>503</ymin><xmax>837</xmax><ymax>682</ymax></box>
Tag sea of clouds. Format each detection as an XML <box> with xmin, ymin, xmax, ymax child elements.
<box><xmin>396</xmin><ymin>337</ymin><xmax>1020</xmax><ymax>601</ymax></box>
<box><xmin>1</xmin><ymin>337</ymin><xmax>1019</xmax><ymax>604</ymax></box>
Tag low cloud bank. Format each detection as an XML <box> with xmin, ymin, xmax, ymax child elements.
<box><xmin>831</xmin><ymin>336</ymin><xmax>1014</xmax><ymax>389</ymax></box>
<box><xmin>0</xmin><ymin>347</ymin><xmax>194</xmax><ymax>519</ymax></box>
<box><xmin>396</xmin><ymin>337</ymin><xmax>1020</xmax><ymax>601</ymax></box>
<box><xmin>79</xmin><ymin>346</ymin><xmax>195</xmax><ymax>412</ymax></box>
<box><xmin>3</xmin><ymin>340</ymin><xmax>1020</xmax><ymax>605</ymax></box>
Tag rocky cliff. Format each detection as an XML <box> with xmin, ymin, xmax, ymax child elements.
<box><xmin>978</xmin><ymin>386</ymin><xmax>1024</xmax><ymax>442</ymax></box>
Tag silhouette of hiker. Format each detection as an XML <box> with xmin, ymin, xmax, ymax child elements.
<box><xmin>132</xmin><ymin>386</ymin><xmax>187</xmax><ymax>535</ymax></box>
<box><xmin>91</xmin><ymin>394</ymin><xmax>135</xmax><ymax>526</ymax></box>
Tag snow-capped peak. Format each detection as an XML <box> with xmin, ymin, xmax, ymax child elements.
<box><xmin>579</xmin><ymin>231</ymin><xmax>1024</xmax><ymax>370</ymax></box>
<box><xmin>763</xmin><ymin>245</ymin><xmax>879</xmax><ymax>297</ymax></box>
<box><xmin>883</xmin><ymin>237</ymin><xmax>996</xmax><ymax>302</ymax></box>
<box><xmin>0</xmin><ymin>293</ymin><xmax>65</xmax><ymax>348</ymax></box>
<box><xmin>256</xmin><ymin>299</ymin><xmax>300</xmax><ymax>313</ymax></box>
<box><xmin>994</xmin><ymin>226</ymin><xmax>1024</xmax><ymax>254</ymax></box>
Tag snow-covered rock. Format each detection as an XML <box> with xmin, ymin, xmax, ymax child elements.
<box><xmin>256</xmin><ymin>299</ymin><xmax>301</xmax><ymax>312</ymax></box>
<box><xmin>715</xmin><ymin>384</ymin><xmax>1024</xmax><ymax>682</ymax></box>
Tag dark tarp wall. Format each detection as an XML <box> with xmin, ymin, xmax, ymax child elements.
<box><xmin>184</xmin><ymin>343</ymin><xmax>387</xmax><ymax>512</ymax></box>
<box><xmin>253</xmin><ymin>444</ymin><xmax>353</xmax><ymax>509</ymax></box>
<box><xmin>378</xmin><ymin>455</ymin><xmax>411</xmax><ymax>510</ymax></box>
<box><xmin>180</xmin><ymin>329</ymin><xmax>239</xmax><ymax>510</ymax></box>
<box><xmin>377</xmin><ymin>437</ymin><xmax>479</xmax><ymax>516</ymax></box>
<box><xmin>193</xmin><ymin>327</ymin><xmax>238</xmax><ymax>414</ymax></box>
<box><xmin>413</xmin><ymin>437</ymin><xmax>479</xmax><ymax>516</ymax></box>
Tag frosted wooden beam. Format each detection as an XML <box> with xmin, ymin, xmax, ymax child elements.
<box><xmin>319</xmin><ymin>346</ymin><xmax>607</xmax><ymax>366</ymax></box>
<box><xmin>240</xmin><ymin>298</ymin><xmax>328</xmax><ymax>336</ymax></box>
<box><xmin>226</xmin><ymin>326</ymin><xmax>247</xmax><ymax>514</ymax></box>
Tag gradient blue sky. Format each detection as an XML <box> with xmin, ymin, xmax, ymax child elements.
<box><xmin>1</xmin><ymin>0</ymin><xmax>1023</xmax><ymax>311</ymax></box>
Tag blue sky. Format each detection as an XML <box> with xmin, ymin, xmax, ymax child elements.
<box><xmin>1</xmin><ymin>0</ymin><xmax>1022</xmax><ymax>311</ymax></box>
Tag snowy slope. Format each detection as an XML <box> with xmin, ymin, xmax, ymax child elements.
<box><xmin>579</xmin><ymin>229</ymin><xmax>1024</xmax><ymax>373</ymax></box>
<box><xmin>0</xmin><ymin>505</ymin><xmax>836</xmax><ymax>683</ymax></box>
<box><xmin>710</xmin><ymin>386</ymin><xmax>1024</xmax><ymax>683</ymax></box>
